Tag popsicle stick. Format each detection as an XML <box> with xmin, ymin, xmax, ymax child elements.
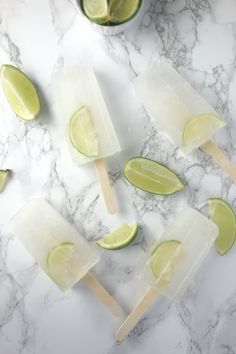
<box><xmin>202</xmin><ymin>139</ymin><xmax>236</xmax><ymax>181</ymax></box>
<box><xmin>116</xmin><ymin>287</ymin><xmax>157</xmax><ymax>342</ymax></box>
<box><xmin>94</xmin><ymin>159</ymin><xmax>117</xmax><ymax>215</ymax></box>
<box><xmin>83</xmin><ymin>272</ymin><xmax>123</xmax><ymax>317</ymax></box>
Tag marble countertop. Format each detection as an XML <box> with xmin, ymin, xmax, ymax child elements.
<box><xmin>1</xmin><ymin>0</ymin><xmax>236</xmax><ymax>353</ymax></box>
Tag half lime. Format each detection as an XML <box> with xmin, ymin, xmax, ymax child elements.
<box><xmin>68</xmin><ymin>106</ymin><xmax>98</xmax><ymax>157</ymax></box>
<box><xmin>208</xmin><ymin>198</ymin><xmax>236</xmax><ymax>255</ymax></box>
<box><xmin>124</xmin><ymin>157</ymin><xmax>184</xmax><ymax>195</ymax></box>
<box><xmin>0</xmin><ymin>64</ymin><xmax>40</xmax><ymax>120</ymax></box>
<box><xmin>109</xmin><ymin>0</ymin><xmax>141</xmax><ymax>24</ymax></box>
<box><xmin>82</xmin><ymin>0</ymin><xmax>109</xmax><ymax>24</ymax></box>
<box><xmin>97</xmin><ymin>223</ymin><xmax>139</xmax><ymax>250</ymax></box>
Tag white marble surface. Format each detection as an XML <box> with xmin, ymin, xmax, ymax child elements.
<box><xmin>0</xmin><ymin>0</ymin><xmax>236</xmax><ymax>353</ymax></box>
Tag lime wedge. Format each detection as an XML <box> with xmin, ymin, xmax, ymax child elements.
<box><xmin>68</xmin><ymin>106</ymin><xmax>98</xmax><ymax>157</ymax></box>
<box><xmin>0</xmin><ymin>64</ymin><xmax>40</xmax><ymax>120</ymax></box>
<box><xmin>151</xmin><ymin>240</ymin><xmax>181</xmax><ymax>281</ymax></box>
<box><xmin>82</xmin><ymin>0</ymin><xmax>109</xmax><ymax>24</ymax></box>
<box><xmin>109</xmin><ymin>0</ymin><xmax>141</xmax><ymax>24</ymax></box>
<box><xmin>124</xmin><ymin>157</ymin><xmax>184</xmax><ymax>195</ymax></box>
<box><xmin>183</xmin><ymin>113</ymin><xmax>225</xmax><ymax>146</ymax></box>
<box><xmin>0</xmin><ymin>169</ymin><xmax>10</xmax><ymax>192</ymax></box>
<box><xmin>47</xmin><ymin>242</ymin><xmax>78</xmax><ymax>289</ymax></box>
<box><xmin>208</xmin><ymin>198</ymin><xmax>236</xmax><ymax>255</ymax></box>
<box><xmin>97</xmin><ymin>223</ymin><xmax>139</xmax><ymax>250</ymax></box>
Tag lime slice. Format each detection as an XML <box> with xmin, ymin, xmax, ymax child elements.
<box><xmin>0</xmin><ymin>64</ymin><xmax>40</xmax><ymax>121</ymax></box>
<box><xmin>0</xmin><ymin>169</ymin><xmax>10</xmax><ymax>192</ymax></box>
<box><xmin>68</xmin><ymin>106</ymin><xmax>98</xmax><ymax>157</ymax></box>
<box><xmin>208</xmin><ymin>198</ymin><xmax>236</xmax><ymax>255</ymax></box>
<box><xmin>151</xmin><ymin>240</ymin><xmax>181</xmax><ymax>281</ymax></box>
<box><xmin>109</xmin><ymin>0</ymin><xmax>141</xmax><ymax>24</ymax></box>
<box><xmin>82</xmin><ymin>0</ymin><xmax>109</xmax><ymax>24</ymax></box>
<box><xmin>124</xmin><ymin>157</ymin><xmax>184</xmax><ymax>195</ymax></box>
<box><xmin>47</xmin><ymin>242</ymin><xmax>78</xmax><ymax>289</ymax></box>
<box><xmin>183</xmin><ymin>113</ymin><xmax>225</xmax><ymax>146</ymax></box>
<box><xmin>97</xmin><ymin>223</ymin><xmax>139</xmax><ymax>250</ymax></box>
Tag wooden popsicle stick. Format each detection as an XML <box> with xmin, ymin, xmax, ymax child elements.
<box><xmin>201</xmin><ymin>139</ymin><xmax>236</xmax><ymax>181</ymax></box>
<box><xmin>116</xmin><ymin>287</ymin><xmax>158</xmax><ymax>342</ymax></box>
<box><xmin>83</xmin><ymin>271</ymin><xmax>123</xmax><ymax>317</ymax></box>
<box><xmin>94</xmin><ymin>159</ymin><xmax>117</xmax><ymax>215</ymax></box>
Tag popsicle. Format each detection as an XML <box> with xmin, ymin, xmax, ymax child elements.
<box><xmin>52</xmin><ymin>66</ymin><xmax>121</xmax><ymax>214</ymax></box>
<box><xmin>134</xmin><ymin>60</ymin><xmax>236</xmax><ymax>181</ymax></box>
<box><xmin>116</xmin><ymin>207</ymin><xmax>218</xmax><ymax>341</ymax></box>
<box><xmin>9</xmin><ymin>198</ymin><xmax>123</xmax><ymax>317</ymax></box>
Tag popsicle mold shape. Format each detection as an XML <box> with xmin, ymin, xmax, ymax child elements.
<box><xmin>116</xmin><ymin>207</ymin><xmax>218</xmax><ymax>341</ymax></box>
<box><xmin>9</xmin><ymin>198</ymin><xmax>124</xmax><ymax>317</ymax></box>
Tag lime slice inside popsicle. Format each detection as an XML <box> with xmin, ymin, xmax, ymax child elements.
<box><xmin>68</xmin><ymin>106</ymin><xmax>99</xmax><ymax>157</ymax></box>
<box><xmin>47</xmin><ymin>242</ymin><xmax>78</xmax><ymax>289</ymax></box>
<box><xmin>97</xmin><ymin>223</ymin><xmax>139</xmax><ymax>250</ymax></box>
<box><xmin>151</xmin><ymin>240</ymin><xmax>181</xmax><ymax>281</ymax></box>
<box><xmin>82</xmin><ymin>0</ymin><xmax>109</xmax><ymax>24</ymax></box>
<box><xmin>124</xmin><ymin>157</ymin><xmax>184</xmax><ymax>195</ymax></box>
<box><xmin>0</xmin><ymin>64</ymin><xmax>40</xmax><ymax>120</ymax></box>
<box><xmin>109</xmin><ymin>0</ymin><xmax>141</xmax><ymax>24</ymax></box>
<box><xmin>183</xmin><ymin>113</ymin><xmax>225</xmax><ymax>146</ymax></box>
<box><xmin>0</xmin><ymin>169</ymin><xmax>10</xmax><ymax>192</ymax></box>
<box><xmin>208</xmin><ymin>198</ymin><xmax>236</xmax><ymax>255</ymax></box>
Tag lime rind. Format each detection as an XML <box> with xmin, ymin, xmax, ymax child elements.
<box><xmin>68</xmin><ymin>106</ymin><xmax>99</xmax><ymax>158</ymax></box>
<box><xmin>124</xmin><ymin>157</ymin><xmax>185</xmax><ymax>195</ymax></box>
<box><xmin>151</xmin><ymin>240</ymin><xmax>181</xmax><ymax>281</ymax></box>
<box><xmin>96</xmin><ymin>223</ymin><xmax>139</xmax><ymax>250</ymax></box>
<box><xmin>183</xmin><ymin>113</ymin><xmax>226</xmax><ymax>148</ymax></box>
<box><xmin>208</xmin><ymin>198</ymin><xmax>236</xmax><ymax>256</ymax></box>
<box><xmin>0</xmin><ymin>64</ymin><xmax>40</xmax><ymax>121</ymax></box>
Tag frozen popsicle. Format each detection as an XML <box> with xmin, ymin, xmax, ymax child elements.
<box><xmin>116</xmin><ymin>208</ymin><xmax>218</xmax><ymax>341</ymax></box>
<box><xmin>9</xmin><ymin>198</ymin><xmax>123</xmax><ymax>317</ymax></box>
<box><xmin>52</xmin><ymin>66</ymin><xmax>121</xmax><ymax>214</ymax></box>
<box><xmin>134</xmin><ymin>60</ymin><xmax>236</xmax><ymax>181</ymax></box>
